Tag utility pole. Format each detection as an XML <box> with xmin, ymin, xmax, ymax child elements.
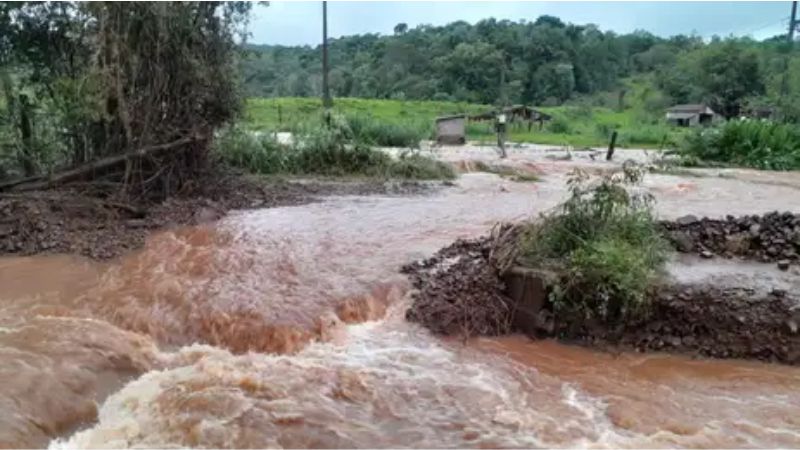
<box><xmin>322</xmin><ymin>1</ymin><xmax>332</xmax><ymax>109</ymax></box>
<box><xmin>781</xmin><ymin>1</ymin><xmax>798</xmax><ymax>101</ymax></box>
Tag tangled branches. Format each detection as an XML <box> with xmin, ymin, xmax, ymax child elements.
<box><xmin>1</xmin><ymin>2</ymin><xmax>251</xmax><ymax>202</ymax></box>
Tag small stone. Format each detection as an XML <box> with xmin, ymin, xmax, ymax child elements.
<box><xmin>771</xmin><ymin>288</ymin><xmax>787</xmax><ymax>297</ymax></box>
<box><xmin>0</xmin><ymin>224</ymin><xmax>13</xmax><ymax>237</ymax></box>
<box><xmin>700</xmin><ymin>250</ymin><xmax>713</xmax><ymax>259</ymax></box>
<box><xmin>676</xmin><ymin>214</ymin><xmax>699</xmax><ymax>226</ymax></box>
<box><xmin>749</xmin><ymin>223</ymin><xmax>761</xmax><ymax>236</ymax></box>
<box><xmin>786</xmin><ymin>320</ymin><xmax>798</xmax><ymax>334</ymax></box>
<box><xmin>125</xmin><ymin>219</ymin><xmax>148</xmax><ymax>229</ymax></box>
<box><xmin>778</xmin><ymin>260</ymin><xmax>791</xmax><ymax>271</ymax></box>
<box><xmin>670</xmin><ymin>231</ymin><xmax>694</xmax><ymax>252</ymax></box>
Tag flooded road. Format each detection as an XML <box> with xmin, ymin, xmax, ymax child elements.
<box><xmin>2</xmin><ymin>156</ymin><xmax>800</xmax><ymax>448</ymax></box>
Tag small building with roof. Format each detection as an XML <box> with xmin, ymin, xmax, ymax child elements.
<box><xmin>435</xmin><ymin>115</ymin><xmax>466</xmax><ymax>145</ymax></box>
<box><xmin>665</xmin><ymin>104</ymin><xmax>717</xmax><ymax>127</ymax></box>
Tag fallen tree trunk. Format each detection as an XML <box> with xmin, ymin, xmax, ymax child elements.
<box><xmin>0</xmin><ymin>136</ymin><xmax>199</xmax><ymax>192</ymax></box>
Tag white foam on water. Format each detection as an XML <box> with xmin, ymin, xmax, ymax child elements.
<box><xmin>53</xmin><ymin>319</ymin><xmax>634</xmax><ymax>449</ymax></box>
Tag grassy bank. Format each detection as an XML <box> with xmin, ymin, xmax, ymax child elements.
<box><xmin>680</xmin><ymin>120</ymin><xmax>800</xmax><ymax>171</ymax></box>
<box><xmin>213</xmin><ymin>119</ymin><xmax>454</xmax><ymax>180</ymax></box>
<box><xmin>245</xmin><ymin>97</ymin><xmax>683</xmax><ymax>149</ymax></box>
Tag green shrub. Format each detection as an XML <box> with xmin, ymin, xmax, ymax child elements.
<box><xmin>519</xmin><ymin>163</ymin><xmax>669</xmax><ymax>322</ymax></box>
<box><xmin>680</xmin><ymin>120</ymin><xmax>800</xmax><ymax>170</ymax></box>
<box><xmin>214</xmin><ymin>119</ymin><xmax>453</xmax><ymax>180</ymax></box>
<box><xmin>213</xmin><ymin>126</ymin><xmax>290</xmax><ymax>174</ymax></box>
<box><xmin>565</xmin><ymin>237</ymin><xmax>658</xmax><ymax>319</ymax></box>
<box><xmin>345</xmin><ymin>114</ymin><xmax>428</xmax><ymax>148</ymax></box>
<box><xmin>292</xmin><ymin>124</ymin><xmax>391</xmax><ymax>176</ymax></box>
<box><xmin>547</xmin><ymin>115</ymin><xmax>572</xmax><ymax>134</ymax></box>
<box><xmin>620</xmin><ymin>124</ymin><xmax>673</xmax><ymax>147</ymax></box>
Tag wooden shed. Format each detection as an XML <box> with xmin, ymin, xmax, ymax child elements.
<box><xmin>665</xmin><ymin>104</ymin><xmax>716</xmax><ymax>127</ymax></box>
<box><xmin>435</xmin><ymin>115</ymin><xmax>466</xmax><ymax>145</ymax></box>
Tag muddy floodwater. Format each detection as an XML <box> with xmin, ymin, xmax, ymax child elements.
<box><xmin>2</xmin><ymin>148</ymin><xmax>800</xmax><ymax>448</ymax></box>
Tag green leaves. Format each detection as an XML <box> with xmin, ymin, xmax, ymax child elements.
<box><xmin>681</xmin><ymin>120</ymin><xmax>800</xmax><ymax>171</ymax></box>
<box><xmin>519</xmin><ymin>166</ymin><xmax>669</xmax><ymax>323</ymax></box>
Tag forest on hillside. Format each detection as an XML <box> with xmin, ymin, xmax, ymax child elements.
<box><xmin>241</xmin><ymin>15</ymin><xmax>800</xmax><ymax>121</ymax></box>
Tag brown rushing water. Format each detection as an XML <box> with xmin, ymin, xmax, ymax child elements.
<box><xmin>1</xmin><ymin>167</ymin><xmax>799</xmax><ymax>448</ymax></box>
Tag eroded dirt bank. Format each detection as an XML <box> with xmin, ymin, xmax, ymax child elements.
<box><xmin>2</xmin><ymin>150</ymin><xmax>800</xmax><ymax>448</ymax></box>
<box><xmin>403</xmin><ymin>217</ymin><xmax>800</xmax><ymax>365</ymax></box>
<box><xmin>0</xmin><ymin>170</ymin><xmax>432</xmax><ymax>259</ymax></box>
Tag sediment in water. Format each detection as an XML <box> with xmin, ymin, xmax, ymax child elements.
<box><xmin>0</xmin><ymin>171</ymin><xmax>433</xmax><ymax>260</ymax></box>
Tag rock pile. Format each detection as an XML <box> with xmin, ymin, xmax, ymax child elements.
<box><xmin>591</xmin><ymin>285</ymin><xmax>800</xmax><ymax>364</ymax></box>
<box><xmin>402</xmin><ymin>236</ymin><xmax>514</xmax><ymax>337</ymax></box>
<box><xmin>403</xmin><ymin>222</ymin><xmax>800</xmax><ymax>365</ymax></box>
<box><xmin>662</xmin><ymin>211</ymin><xmax>800</xmax><ymax>268</ymax></box>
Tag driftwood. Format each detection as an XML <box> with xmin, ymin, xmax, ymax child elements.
<box><xmin>0</xmin><ymin>136</ymin><xmax>199</xmax><ymax>192</ymax></box>
<box><xmin>488</xmin><ymin>222</ymin><xmax>525</xmax><ymax>274</ymax></box>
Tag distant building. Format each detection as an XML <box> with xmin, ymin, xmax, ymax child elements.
<box><xmin>665</xmin><ymin>104</ymin><xmax>717</xmax><ymax>127</ymax></box>
<box><xmin>435</xmin><ymin>115</ymin><xmax>466</xmax><ymax>145</ymax></box>
<box><xmin>744</xmin><ymin>105</ymin><xmax>776</xmax><ymax>120</ymax></box>
<box><xmin>469</xmin><ymin>105</ymin><xmax>552</xmax><ymax>130</ymax></box>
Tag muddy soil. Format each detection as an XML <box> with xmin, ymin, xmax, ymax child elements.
<box><xmin>402</xmin><ymin>236</ymin><xmax>514</xmax><ymax>337</ymax></box>
<box><xmin>0</xmin><ymin>170</ymin><xmax>434</xmax><ymax>260</ymax></box>
<box><xmin>404</xmin><ymin>229</ymin><xmax>800</xmax><ymax>365</ymax></box>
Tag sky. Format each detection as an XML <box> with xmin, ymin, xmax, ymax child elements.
<box><xmin>249</xmin><ymin>1</ymin><xmax>794</xmax><ymax>46</ymax></box>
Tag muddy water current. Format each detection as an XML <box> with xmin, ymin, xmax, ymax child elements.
<box><xmin>1</xmin><ymin>169</ymin><xmax>800</xmax><ymax>448</ymax></box>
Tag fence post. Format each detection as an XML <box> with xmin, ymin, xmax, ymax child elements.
<box><xmin>606</xmin><ymin>130</ymin><xmax>618</xmax><ymax>161</ymax></box>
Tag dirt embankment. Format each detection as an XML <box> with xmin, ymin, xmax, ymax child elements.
<box><xmin>662</xmin><ymin>212</ymin><xmax>800</xmax><ymax>269</ymax></box>
<box><xmin>0</xmin><ymin>170</ymin><xmax>433</xmax><ymax>260</ymax></box>
<box><xmin>404</xmin><ymin>218</ymin><xmax>800</xmax><ymax>365</ymax></box>
<box><xmin>402</xmin><ymin>236</ymin><xmax>515</xmax><ymax>337</ymax></box>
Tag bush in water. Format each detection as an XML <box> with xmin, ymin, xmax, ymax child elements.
<box><xmin>518</xmin><ymin>162</ymin><xmax>670</xmax><ymax>323</ymax></box>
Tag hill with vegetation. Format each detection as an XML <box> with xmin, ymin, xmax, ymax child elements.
<box><xmin>241</xmin><ymin>16</ymin><xmax>800</xmax><ymax>122</ymax></box>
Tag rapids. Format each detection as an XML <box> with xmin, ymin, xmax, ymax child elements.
<box><xmin>1</xmin><ymin>155</ymin><xmax>799</xmax><ymax>448</ymax></box>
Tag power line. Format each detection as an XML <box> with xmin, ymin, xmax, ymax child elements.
<box><xmin>699</xmin><ymin>16</ymin><xmax>788</xmax><ymax>40</ymax></box>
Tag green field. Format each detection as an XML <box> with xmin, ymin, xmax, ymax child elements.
<box><xmin>244</xmin><ymin>97</ymin><xmax>684</xmax><ymax>149</ymax></box>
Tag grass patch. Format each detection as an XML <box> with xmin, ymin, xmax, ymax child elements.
<box><xmin>680</xmin><ymin>120</ymin><xmax>800</xmax><ymax>171</ymax></box>
<box><xmin>518</xmin><ymin>163</ymin><xmax>670</xmax><ymax>323</ymax></box>
<box><xmin>345</xmin><ymin>113</ymin><xmax>430</xmax><ymax>148</ymax></box>
<box><xmin>245</xmin><ymin>97</ymin><xmax>684</xmax><ymax>149</ymax></box>
<box><xmin>213</xmin><ymin>118</ymin><xmax>454</xmax><ymax>180</ymax></box>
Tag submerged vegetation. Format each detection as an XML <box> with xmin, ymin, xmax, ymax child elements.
<box><xmin>519</xmin><ymin>163</ymin><xmax>670</xmax><ymax>322</ymax></box>
<box><xmin>214</xmin><ymin>116</ymin><xmax>454</xmax><ymax>180</ymax></box>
